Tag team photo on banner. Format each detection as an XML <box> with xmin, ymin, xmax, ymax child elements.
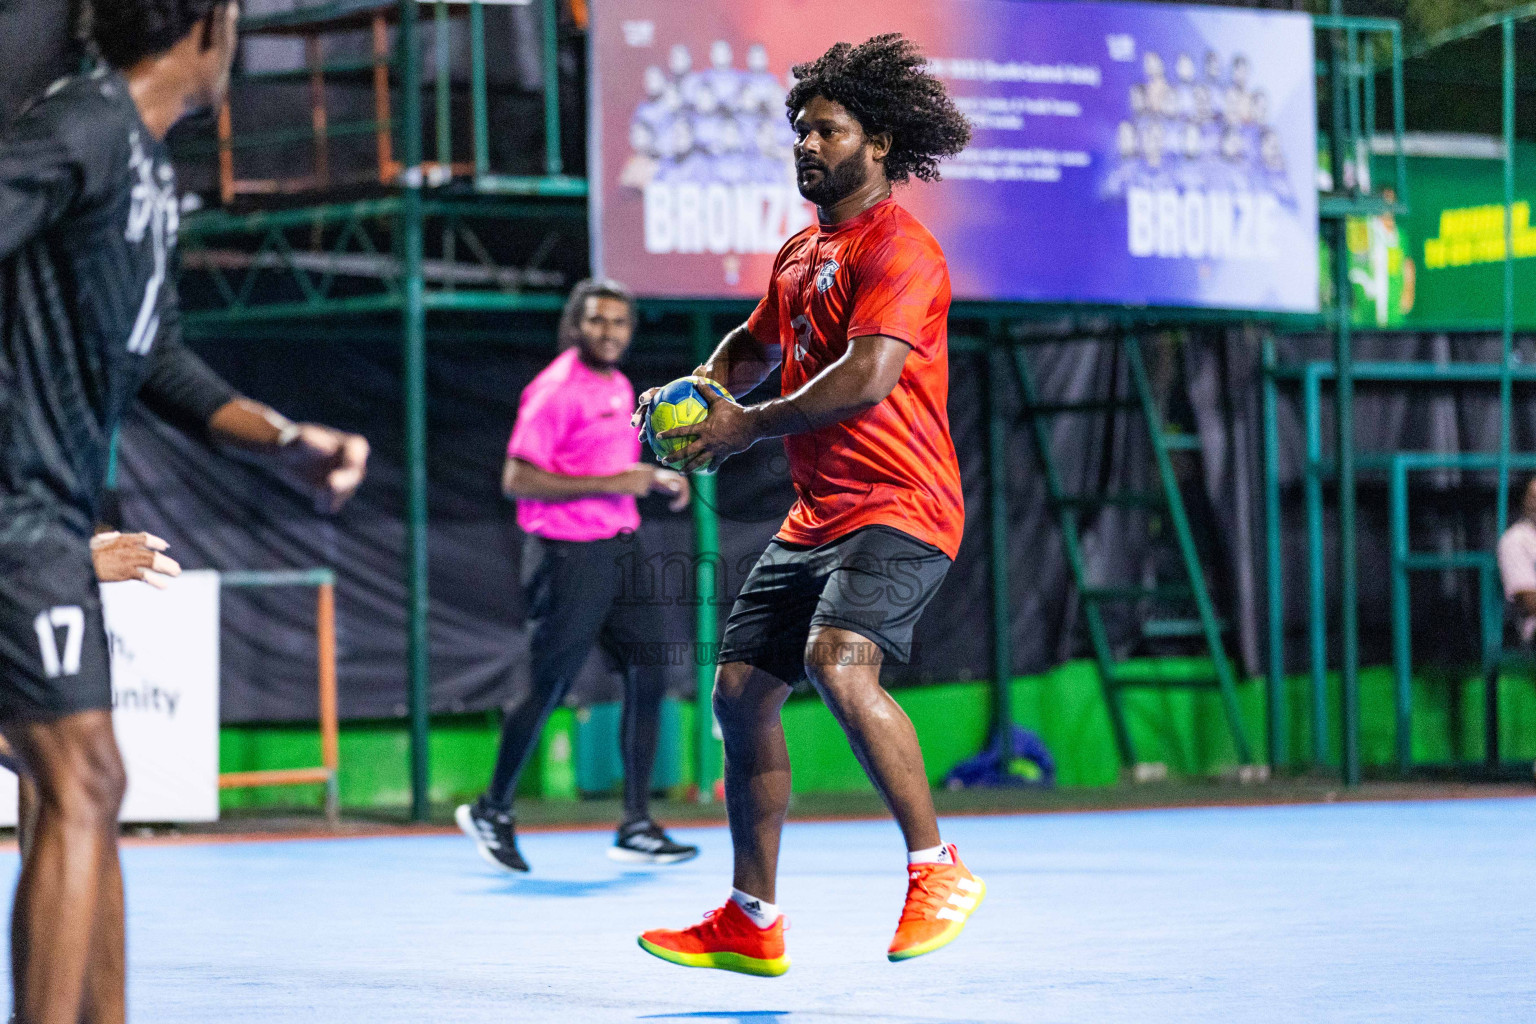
<box><xmin>591</xmin><ymin>0</ymin><xmax>1319</xmax><ymax>311</ymax></box>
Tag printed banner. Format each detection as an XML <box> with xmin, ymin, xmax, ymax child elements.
<box><xmin>590</xmin><ymin>0</ymin><xmax>1319</xmax><ymax>312</ymax></box>
<box><xmin>0</xmin><ymin>571</ymin><xmax>221</xmax><ymax>825</ymax></box>
<box><xmin>1335</xmin><ymin>146</ymin><xmax>1536</xmax><ymax>329</ymax></box>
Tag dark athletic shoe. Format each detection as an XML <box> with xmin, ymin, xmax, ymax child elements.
<box><xmin>608</xmin><ymin>820</ymin><xmax>700</xmax><ymax>865</ymax></box>
<box><xmin>455</xmin><ymin>798</ymin><xmax>529</xmax><ymax>873</ymax></box>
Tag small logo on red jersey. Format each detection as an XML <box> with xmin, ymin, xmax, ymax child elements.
<box><xmin>815</xmin><ymin>258</ymin><xmax>840</xmax><ymax>293</ymax></box>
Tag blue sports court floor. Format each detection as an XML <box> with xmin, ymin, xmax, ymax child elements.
<box><xmin>3</xmin><ymin>798</ymin><xmax>1533</xmax><ymax>1022</ymax></box>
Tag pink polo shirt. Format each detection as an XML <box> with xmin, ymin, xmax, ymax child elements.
<box><xmin>507</xmin><ymin>347</ymin><xmax>641</xmax><ymax>541</ymax></box>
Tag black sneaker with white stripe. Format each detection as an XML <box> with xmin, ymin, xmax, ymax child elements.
<box><xmin>455</xmin><ymin>797</ymin><xmax>529</xmax><ymax>873</ymax></box>
<box><xmin>608</xmin><ymin>820</ymin><xmax>699</xmax><ymax>865</ymax></box>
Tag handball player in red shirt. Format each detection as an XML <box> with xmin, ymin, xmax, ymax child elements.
<box><xmin>635</xmin><ymin>35</ymin><xmax>981</xmax><ymax>973</ymax></box>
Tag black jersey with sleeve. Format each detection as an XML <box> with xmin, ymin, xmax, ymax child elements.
<box><xmin>0</xmin><ymin>67</ymin><xmax>236</xmax><ymax>546</ymax></box>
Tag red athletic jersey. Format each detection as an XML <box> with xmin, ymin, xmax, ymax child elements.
<box><xmin>746</xmin><ymin>198</ymin><xmax>964</xmax><ymax>559</ymax></box>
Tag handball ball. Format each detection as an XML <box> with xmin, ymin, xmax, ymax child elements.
<box><xmin>646</xmin><ymin>375</ymin><xmax>735</xmax><ymax>468</ymax></box>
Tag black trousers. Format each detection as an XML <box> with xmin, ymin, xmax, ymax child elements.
<box><xmin>485</xmin><ymin>531</ymin><xmax>667</xmax><ymax>821</ymax></box>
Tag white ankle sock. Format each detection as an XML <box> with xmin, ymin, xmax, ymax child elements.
<box><xmin>730</xmin><ymin>888</ymin><xmax>780</xmax><ymax>929</ymax></box>
<box><xmin>907</xmin><ymin>843</ymin><xmax>953</xmax><ymax>866</ymax></box>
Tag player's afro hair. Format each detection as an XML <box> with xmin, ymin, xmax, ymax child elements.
<box><xmin>785</xmin><ymin>33</ymin><xmax>971</xmax><ymax>185</ymax></box>
<box><xmin>89</xmin><ymin>0</ymin><xmax>228</xmax><ymax>70</ymax></box>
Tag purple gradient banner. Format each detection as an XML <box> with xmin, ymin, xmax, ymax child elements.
<box><xmin>590</xmin><ymin>0</ymin><xmax>1318</xmax><ymax>313</ymax></box>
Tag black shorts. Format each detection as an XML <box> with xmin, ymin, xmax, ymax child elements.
<box><xmin>717</xmin><ymin>524</ymin><xmax>951</xmax><ymax>685</ymax></box>
<box><xmin>0</xmin><ymin>535</ymin><xmax>112</xmax><ymax>720</ymax></box>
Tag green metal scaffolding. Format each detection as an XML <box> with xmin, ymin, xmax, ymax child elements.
<box><xmin>183</xmin><ymin>2</ymin><xmax>1536</xmax><ymax>813</ymax></box>
<box><xmin>1264</xmin><ymin>10</ymin><xmax>1530</xmax><ymax>784</ymax></box>
<box><xmin>183</xmin><ymin>0</ymin><xmax>594</xmax><ymax>820</ymax></box>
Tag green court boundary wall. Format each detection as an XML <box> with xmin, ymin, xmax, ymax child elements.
<box><xmin>219</xmin><ymin>658</ymin><xmax>1536</xmax><ymax>812</ymax></box>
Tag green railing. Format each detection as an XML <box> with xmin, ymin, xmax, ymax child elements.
<box><xmin>182</xmin><ymin>2</ymin><xmax>1536</xmax><ymax>805</ymax></box>
<box><xmin>1387</xmin><ymin>452</ymin><xmax>1536</xmax><ymax>777</ymax></box>
<box><xmin>1258</xmin><ymin>11</ymin><xmax>1532</xmax><ymax>784</ymax></box>
<box><xmin>209</xmin><ymin>0</ymin><xmax>583</xmax><ymax>199</ymax></box>
<box><xmin>1310</xmin><ymin>12</ymin><xmax>1409</xmax><ymax>784</ymax></box>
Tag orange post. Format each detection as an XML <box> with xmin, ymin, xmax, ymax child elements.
<box><xmin>318</xmin><ymin>582</ymin><xmax>339</xmax><ymax>774</ymax></box>
<box><xmin>307</xmin><ymin>34</ymin><xmax>330</xmax><ymax>189</ymax></box>
<box><xmin>220</xmin><ymin>767</ymin><xmax>332</xmax><ymax>789</ymax></box>
<box><xmin>217</xmin><ymin>101</ymin><xmax>235</xmax><ymax>205</ymax></box>
<box><xmin>317</xmin><ymin>580</ymin><xmax>339</xmax><ymax>823</ymax></box>
<box><xmin>373</xmin><ymin>13</ymin><xmax>396</xmax><ymax>183</ymax></box>
<box><xmin>218</xmin><ymin>569</ymin><xmax>342</xmax><ymax>825</ymax></box>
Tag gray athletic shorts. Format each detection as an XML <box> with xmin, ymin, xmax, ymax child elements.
<box><xmin>716</xmin><ymin>524</ymin><xmax>950</xmax><ymax>685</ymax></box>
<box><xmin>0</xmin><ymin>535</ymin><xmax>112</xmax><ymax>720</ymax></box>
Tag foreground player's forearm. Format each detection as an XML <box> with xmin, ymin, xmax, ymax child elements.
<box><xmin>695</xmin><ymin>323</ymin><xmax>781</xmax><ymax>398</ymax></box>
<box><xmin>207</xmin><ymin>397</ymin><xmax>298</xmax><ymax>451</ymax></box>
<box><xmin>747</xmin><ymin>335</ymin><xmax>909</xmax><ymax>440</ymax></box>
<box><xmin>206</xmin><ymin>397</ymin><xmax>370</xmax><ymax>512</ymax></box>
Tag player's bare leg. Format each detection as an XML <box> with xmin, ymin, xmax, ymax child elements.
<box><xmin>803</xmin><ymin>626</ymin><xmax>940</xmax><ymax>852</ymax></box>
<box><xmin>79</xmin><ymin>837</ymin><xmax>126</xmax><ymax>1024</ymax></box>
<box><xmin>3</xmin><ymin>709</ymin><xmax>127</xmax><ymax>1024</ymax></box>
<box><xmin>0</xmin><ymin>698</ymin><xmax>116</xmax><ymax>1022</ymax></box>
<box><xmin>713</xmin><ymin>662</ymin><xmax>793</xmax><ymax>903</ymax></box>
<box><xmin>805</xmin><ymin>625</ymin><xmax>983</xmax><ymax>962</ymax></box>
<box><xmin>637</xmin><ymin>663</ymin><xmax>794</xmax><ymax>976</ymax></box>
<box><xmin>16</xmin><ymin>776</ymin><xmax>37</xmax><ymax>863</ymax></box>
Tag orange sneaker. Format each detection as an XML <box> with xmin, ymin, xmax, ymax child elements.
<box><xmin>887</xmin><ymin>844</ymin><xmax>986</xmax><ymax>962</ymax></box>
<box><xmin>638</xmin><ymin>900</ymin><xmax>790</xmax><ymax>977</ymax></box>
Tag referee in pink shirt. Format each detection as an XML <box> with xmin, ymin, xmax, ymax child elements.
<box><xmin>456</xmin><ymin>280</ymin><xmax>699</xmax><ymax>871</ymax></box>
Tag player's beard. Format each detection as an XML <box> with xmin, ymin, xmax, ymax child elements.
<box><xmin>797</xmin><ymin>152</ymin><xmax>869</xmax><ymax>208</ymax></box>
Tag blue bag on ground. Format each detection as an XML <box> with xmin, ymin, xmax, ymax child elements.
<box><xmin>944</xmin><ymin>725</ymin><xmax>1055</xmax><ymax>789</ymax></box>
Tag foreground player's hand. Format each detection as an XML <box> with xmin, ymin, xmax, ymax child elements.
<box><xmin>285</xmin><ymin>424</ymin><xmax>370</xmax><ymax>513</ymax></box>
<box><xmin>90</xmin><ymin>532</ymin><xmax>182</xmax><ymax>589</ymax></box>
<box><xmin>656</xmin><ymin>387</ymin><xmax>755</xmax><ymax>474</ymax></box>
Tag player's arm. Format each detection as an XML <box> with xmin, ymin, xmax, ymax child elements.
<box><xmin>693</xmin><ymin>321</ymin><xmax>783</xmax><ymax>398</ymax></box>
<box><xmin>660</xmin><ymin>335</ymin><xmax>910</xmax><ymax>473</ymax></box>
<box><xmin>630</xmin><ymin>322</ymin><xmax>782</xmax><ymax>432</ymax></box>
<box><xmin>502</xmin><ymin>458</ymin><xmax>688</xmax><ymax>511</ymax></box>
<box><xmin>138</xmin><ymin>333</ymin><xmax>370</xmax><ymax>512</ymax></box>
<box><xmin>0</xmin><ymin>104</ymin><xmax>84</xmax><ymax>262</ymax></box>
<box><xmin>1515</xmin><ymin>591</ymin><xmax>1536</xmax><ymax>619</ymax></box>
<box><xmin>206</xmin><ymin>399</ymin><xmax>370</xmax><ymax>513</ymax></box>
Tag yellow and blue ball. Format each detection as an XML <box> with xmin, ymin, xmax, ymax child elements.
<box><xmin>645</xmin><ymin>375</ymin><xmax>734</xmax><ymax>468</ymax></box>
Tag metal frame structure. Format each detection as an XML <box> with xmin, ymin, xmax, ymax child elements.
<box><xmin>1007</xmin><ymin>331</ymin><xmax>1253</xmax><ymax>771</ymax></box>
<box><xmin>1388</xmin><ymin>451</ymin><xmax>1536</xmax><ymax>777</ymax></box>
<box><xmin>218</xmin><ymin>569</ymin><xmax>342</xmax><ymax>823</ymax></box>
<box><xmin>1264</xmin><ymin>10</ymin><xmax>1530</xmax><ymax>784</ymax></box>
<box><xmin>180</xmin><ymin>0</ymin><xmax>587</xmax><ymax>820</ymax></box>
<box><xmin>187</xmin><ymin>1</ymin><xmax>1526</xmax><ymax>813</ymax></box>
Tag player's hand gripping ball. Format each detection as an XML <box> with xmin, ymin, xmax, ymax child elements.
<box><xmin>644</xmin><ymin>376</ymin><xmax>736</xmax><ymax>470</ymax></box>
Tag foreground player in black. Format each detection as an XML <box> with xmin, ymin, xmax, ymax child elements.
<box><xmin>1</xmin><ymin>3</ymin><xmax>369</xmax><ymax>1021</ymax></box>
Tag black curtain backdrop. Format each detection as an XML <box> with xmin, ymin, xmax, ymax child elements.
<box><xmin>114</xmin><ymin>326</ymin><xmax>1534</xmax><ymax>723</ymax></box>
<box><xmin>1192</xmin><ymin>328</ymin><xmax>1536</xmax><ymax>676</ymax></box>
<box><xmin>113</xmin><ymin>326</ymin><xmax>1158</xmax><ymax>723</ymax></box>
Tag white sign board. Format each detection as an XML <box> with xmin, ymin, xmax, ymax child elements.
<box><xmin>0</xmin><ymin>570</ymin><xmax>221</xmax><ymax>824</ymax></box>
